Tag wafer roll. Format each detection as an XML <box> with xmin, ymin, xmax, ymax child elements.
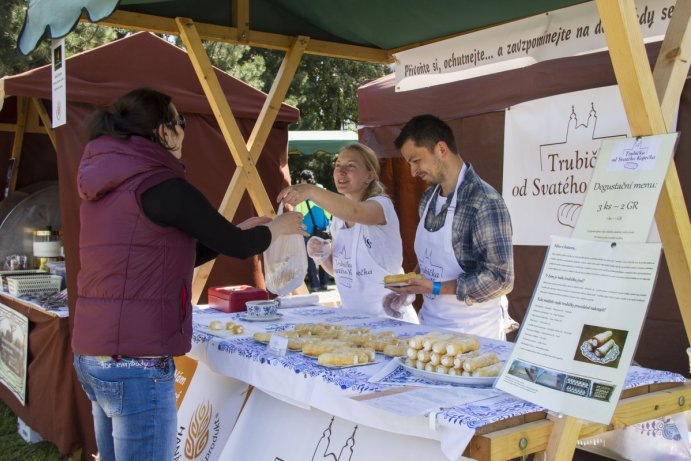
<box><xmin>463</xmin><ymin>352</ymin><xmax>499</xmax><ymax>372</ymax></box>
<box><xmin>472</xmin><ymin>362</ymin><xmax>503</xmax><ymax>377</ymax></box>
<box><xmin>446</xmin><ymin>336</ymin><xmax>480</xmax><ymax>355</ymax></box>
<box><xmin>595</xmin><ymin>338</ymin><xmax>616</xmax><ymax>357</ymax></box>
<box><xmin>589</xmin><ymin>330</ymin><xmax>613</xmax><ymax>347</ymax></box>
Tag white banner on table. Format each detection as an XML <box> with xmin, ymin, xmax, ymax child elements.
<box><xmin>394</xmin><ymin>0</ymin><xmax>673</xmax><ymax>92</ymax></box>
<box><xmin>495</xmin><ymin>237</ymin><xmax>661</xmax><ymax>424</ymax></box>
<box><xmin>221</xmin><ymin>389</ymin><xmax>459</xmax><ymax>461</ymax></box>
<box><xmin>50</xmin><ymin>38</ymin><xmax>66</xmax><ymax>128</ymax></box>
<box><xmin>572</xmin><ymin>133</ymin><xmax>678</xmax><ymax>242</ymax></box>
<box><xmin>502</xmin><ymin>86</ymin><xmax>632</xmax><ymax>245</ymax></box>
<box><xmin>173</xmin><ymin>357</ymin><xmax>249</xmax><ymax>461</ymax></box>
<box><xmin>0</xmin><ymin>303</ymin><xmax>28</xmax><ymax>405</ymax></box>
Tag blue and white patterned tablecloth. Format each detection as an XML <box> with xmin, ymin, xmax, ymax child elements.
<box><xmin>190</xmin><ymin>305</ymin><xmax>686</xmax><ymax>460</ymax></box>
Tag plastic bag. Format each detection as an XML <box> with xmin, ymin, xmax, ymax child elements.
<box><xmin>263</xmin><ymin>203</ymin><xmax>308</xmax><ymax>295</ymax></box>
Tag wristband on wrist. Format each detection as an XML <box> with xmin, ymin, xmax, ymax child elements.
<box><xmin>432</xmin><ymin>281</ymin><xmax>442</xmax><ymax>296</ymax></box>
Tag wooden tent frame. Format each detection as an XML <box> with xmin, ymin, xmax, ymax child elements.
<box><xmin>2</xmin><ymin>0</ymin><xmax>689</xmax><ymax>458</ymax></box>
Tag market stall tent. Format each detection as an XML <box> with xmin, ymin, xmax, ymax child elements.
<box><xmin>11</xmin><ymin>1</ymin><xmax>691</xmax><ymax>460</ymax></box>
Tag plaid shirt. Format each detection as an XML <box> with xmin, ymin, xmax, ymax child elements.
<box><xmin>418</xmin><ymin>164</ymin><xmax>514</xmax><ymax>305</ymax></box>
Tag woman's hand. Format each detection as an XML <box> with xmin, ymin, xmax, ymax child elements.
<box><xmin>306</xmin><ymin>236</ymin><xmax>331</xmax><ymax>262</ymax></box>
<box><xmin>266</xmin><ymin>211</ymin><xmax>308</xmax><ymax>242</ymax></box>
<box><xmin>277</xmin><ymin>184</ymin><xmax>314</xmax><ymax>206</ymax></box>
<box><xmin>237</xmin><ymin>216</ymin><xmax>272</xmax><ymax>230</ymax></box>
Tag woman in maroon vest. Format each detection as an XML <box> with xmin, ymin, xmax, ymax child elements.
<box><xmin>72</xmin><ymin>88</ymin><xmax>304</xmax><ymax>461</ymax></box>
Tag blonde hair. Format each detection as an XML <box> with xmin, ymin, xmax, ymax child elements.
<box><xmin>338</xmin><ymin>142</ymin><xmax>388</xmax><ymax>201</ymax></box>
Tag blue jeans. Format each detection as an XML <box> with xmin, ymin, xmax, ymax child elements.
<box><xmin>73</xmin><ymin>354</ymin><xmax>177</xmax><ymax>461</ymax></box>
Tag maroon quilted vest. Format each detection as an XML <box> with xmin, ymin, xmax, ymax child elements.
<box><xmin>72</xmin><ymin>135</ymin><xmax>196</xmax><ymax>356</ymax></box>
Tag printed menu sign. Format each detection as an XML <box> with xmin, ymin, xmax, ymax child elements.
<box><xmin>51</xmin><ymin>38</ymin><xmax>66</xmax><ymax>128</ymax></box>
<box><xmin>572</xmin><ymin>133</ymin><xmax>678</xmax><ymax>242</ymax></box>
<box><xmin>495</xmin><ymin>237</ymin><xmax>661</xmax><ymax>424</ymax></box>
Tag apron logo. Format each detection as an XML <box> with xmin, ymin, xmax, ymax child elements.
<box><xmin>420</xmin><ymin>248</ymin><xmax>443</xmax><ymax>280</ymax></box>
<box><xmin>362</xmin><ymin>235</ymin><xmax>372</xmax><ymax>248</ymax></box>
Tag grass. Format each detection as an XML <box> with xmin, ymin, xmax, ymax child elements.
<box><xmin>0</xmin><ymin>399</ymin><xmax>68</xmax><ymax>461</ymax></box>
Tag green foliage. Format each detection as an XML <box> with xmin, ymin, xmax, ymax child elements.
<box><xmin>1</xmin><ymin>0</ymin><xmax>122</xmax><ymax>78</ymax></box>
<box><xmin>288</xmin><ymin>153</ymin><xmax>337</xmax><ymax>191</ymax></box>
<box><xmin>0</xmin><ymin>400</ymin><xmax>67</xmax><ymax>460</ymax></box>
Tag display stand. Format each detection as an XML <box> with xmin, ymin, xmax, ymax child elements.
<box><xmin>6</xmin><ymin>0</ymin><xmax>690</xmax><ymax>459</ymax></box>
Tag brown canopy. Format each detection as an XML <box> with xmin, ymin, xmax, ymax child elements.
<box><xmin>358</xmin><ymin>42</ymin><xmax>691</xmax><ymax>376</ymax></box>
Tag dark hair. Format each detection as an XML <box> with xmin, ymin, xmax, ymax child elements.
<box><xmin>299</xmin><ymin>169</ymin><xmax>316</xmax><ymax>185</ymax></box>
<box><xmin>393</xmin><ymin>114</ymin><xmax>458</xmax><ymax>154</ymax></box>
<box><xmin>88</xmin><ymin>88</ymin><xmax>178</xmax><ymax>149</ymax></box>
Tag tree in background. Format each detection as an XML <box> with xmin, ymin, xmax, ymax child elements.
<box><xmin>1</xmin><ymin>0</ymin><xmax>122</xmax><ymax>77</ymax></box>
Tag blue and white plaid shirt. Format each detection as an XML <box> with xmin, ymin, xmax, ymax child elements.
<box><xmin>418</xmin><ymin>164</ymin><xmax>514</xmax><ymax>305</ymax></box>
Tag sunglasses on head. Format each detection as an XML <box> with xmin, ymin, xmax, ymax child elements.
<box><xmin>166</xmin><ymin>114</ymin><xmax>186</xmax><ymax>131</ymax></box>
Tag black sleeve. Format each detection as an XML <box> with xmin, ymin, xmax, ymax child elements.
<box><xmin>141</xmin><ymin>178</ymin><xmax>272</xmax><ymax>265</ymax></box>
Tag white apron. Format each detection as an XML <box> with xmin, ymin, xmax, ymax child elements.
<box><xmin>332</xmin><ymin>222</ymin><xmax>417</xmax><ymax>322</ymax></box>
<box><xmin>415</xmin><ymin>175</ymin><xmax>505</xmax><ymax>340</ymax></box>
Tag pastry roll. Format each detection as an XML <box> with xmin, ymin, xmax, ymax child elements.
<box><xmin>318</xmin><ymin>349</ymin><xmax>369</xmax><ymax>366</ymax></box>
<box><xmin>440</xmin><ymin>354</ymin><xmax>455</xmax><ymax>368</ymax></box>
<box><xmin>231</xmin><ymin>325</ymin><xmax>244</xmax><ymax>335</ymax></box>
<box><xmin>424</xmin><ymin>362</ymin><xmax>436</xmax><ymax>372</ymax></box>
<box><xmin>417</xmin><ymin>350</ymin><xmax>431</xmax><ymax>363</ymax></box>
<box><xmin>429</xmin><ymin>352</ymin><xmax>442</xmax><ymax>365</ymax></box>
<box><xmin>453</xmin><ymin>350</ymin><xmax>482</xmax><ymax>369</ymax></box>
<box><xmin>407</xmin><ymin>347</ymin><xmax>418</xmax><ymax>359</ymax></box>
<box><xmin>595</xmin><ymin>338</ymin><xmax>616</xmax><ymax>357</ymax></box>
<box><xmin>405</xmin><ymin>358</ymin><xmax>418</xmax><ymax>368</ymax></box>
<box><xmin>384</xmin><ymin>272</ymin><xmax>423</xmax><ymax>284</ymax></box>
<box><xmin>446</xmin><ymin>337</ymin><xmax>480</xmax><ymax>355</ymax></box>
<box><xmin>435</xmin><ymin>365</ymin><xmax>450</xmax><ymax>374</ymax></box>
<box><xmin>383</xmin><ymin>343</ymin><xmax>408</xmax><ymax>357</ymax></box>
<box><xmin>303</xmin><ymin>339</ymin><xmax>350</xmax><ymax>356</ymax></box>
<box><xmin>472</xmin><ymin>362</ymin><xmax>503</xmax><ymax>377</ymax></box>
<box><xmin>448</xmin><ymin>367</ymin><xmax>462</xmax><ymax>376</ymax></box>
<box><xmin>463</xmin><ymin>352</ymin><xmax>499</xmax><ymax>372</ymax></box>
<box><xmin>253</xmin><ymin>332</ymin><xmax>272</xmax><ymax>342</ymax></box>
<box><xmin>415</xmin><ymin>360</ymin><xmax>426</xmax><ymax>370</ymax></box>
<box><xmin>408</xmin><ymin>336</ymin><xmax>426</xmax><ymax>350</ymax></box>
<box><xmin>423</xmin><ymin>334</ymin><xmax>454</xmax><ymax>351</ymax></box>
<box><xmin>589</xmin><ymin>330</ymin><xmax>613</xmax><ymax>347</ymax></box>
<box><xmin>209</xmin><ymin>320</ymin><xmax>223</xmax><ymax>331</ymax></box>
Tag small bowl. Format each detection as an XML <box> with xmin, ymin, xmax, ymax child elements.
<box><xmin>246</xmin><ymin>299</ymin><xmax>278</xmax><ymax>317</ymax></box>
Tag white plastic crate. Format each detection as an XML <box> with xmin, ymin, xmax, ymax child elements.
<box><xmin>17</xmin><ymin>417</ymin><xmax>43</xmax><ymax>443</ymax></box>
<box><xmin>6</xmin><ymin>274</ymin><xmax>62</xmax><ymax>297</ymax></box>
<box><xmin>0</xmin><ymin>270</ymin><xmax>46</xmax><ymax>291</ymax></box>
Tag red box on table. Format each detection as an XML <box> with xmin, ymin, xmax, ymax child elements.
<box><xmin>207</xmin><ymin>285</ymin><xmax>269</xmax><ymax>312</ymax></box>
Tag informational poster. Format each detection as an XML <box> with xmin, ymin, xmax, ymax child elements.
<box><xmin>394</xmin><ymin>0</ymin><xmax>673</xmax><ymax>91</ymax></box>
<box><xmin>572</xmin><ymin>133</ymin><xmax>678</xmax><ymax>242</ymax></box>
<box><xmin>495</xmin><ymin>237</ymin><xmax>661</xmax><ymax>424</ymax></box>
<box><xmin>173</xmin><ymin>356</ymin><xmax>248</xmax><ymax>461</ymax></box>
<box><xmin>502</xmin><ymin>85</ymin><xmax>631</xmax><ymax>245</ymax></box>
<box><xmin>0</xmin><ymin>303</ymin><xmax>28</xmax><ymax>405</ymax></box>
<box><xmin>51</xmin><ymin>38</ymin><xmax>66</xmax><ymax>128</ymax></box>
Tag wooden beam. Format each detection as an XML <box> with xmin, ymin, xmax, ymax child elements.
<box><xmin>8</xmin><ymin>96</ymin><xmax>29</xmax><ymax>193</ymax></box>
<box><xmin>90</xmin><ymin>10</ymin><xmax>391</xmax><ymax>63</ymax></box>
<box><xmin>597</xmin><ymin>0</ymin><xmax>691</xmax><ymax>342</ymax></box>
<box><xmin>542</xmin><ymin>415</ymin><xmax>582</xmax><ymax>461</ymax></box>
<box><xmin>469</xmin><ymin>383</ymin><xmax>691</xmax><ymax>460</ymax></box>
<box><xmin>31</xmin><ymin>98</ymin><xmax>57</xmax><ymax>150</ymax></box>
<box><xmin>247</xmin><ymin>35</ymin><xmax>308</xmax><ymax>162</ymax></box>
<box><xmin>176</xmin><ymin>17</ymin><xmax>275</xmax><ymax>215</ymax></box>
<box><xmin>232</xmin><ymin>0</ymin><xmax>249</xmax><ymax>43</ymax></box>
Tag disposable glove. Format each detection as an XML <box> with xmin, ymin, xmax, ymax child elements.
<box><xmin>382</xmin><ymin>292</ymin><xmax>415</xmax><ymax>318</ymax></box>
<box><xmin>307</xmin><ymin>236</ymin><xmax>331</xmax><ymax>262</ymax></box>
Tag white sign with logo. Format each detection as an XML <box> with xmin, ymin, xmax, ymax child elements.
<box><xmin>50</xmin><ymin>38</ymin><xmax>66</xmax><ymax>128</ymax></box>
<box><xmin>394</xmin><ymin>0</ymin><xmax>674</xmax><ymax>91</ymax></box>
<box><xmin>502</xmin><ymin>85</ymin><xmax>634</xmax><ymax>246</ymax></box>
<box><xmin>220</xmin><ymin>389</ymin><xmax>459</xmax><ymax>460</ymax></box>
<box><xmin>0</xmin><ymin>303</ymin><xmax>28</xmax><ymax>405</ymax></box>
<box><xmin>174</xmin><ymin>359</ymin><xmax>248</xmax><ymax>461</ymax></box>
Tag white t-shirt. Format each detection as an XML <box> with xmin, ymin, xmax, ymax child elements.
<box><xmin>330</xmin><ymin>195</ymin><xmax>404</xmax><ymax>274</ymax></box>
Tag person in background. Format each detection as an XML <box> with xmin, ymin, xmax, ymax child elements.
<box><xmin>278</xmin><ymin>143</ymin><xmax>418</xmax><ymax>323</ymax></box>
<box><xmin>389</xmin><ymin>114</ymin><xmax>514</xmax><ymax>340</ymax></box>
<box><xmin>71</xmin><ymin>88</ymin><xmax>304</xmax><ymax>461</ymax></box>
<box><xmin>294</xmin><ymin>169</ymin><xmax>331</xmax><ymax>292</ymax></box>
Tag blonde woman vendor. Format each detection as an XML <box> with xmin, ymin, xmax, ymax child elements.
<box><xmin>278</xmin><ymin>143</ymin><xmax>418</xmax><ymax>323</ymax></box>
